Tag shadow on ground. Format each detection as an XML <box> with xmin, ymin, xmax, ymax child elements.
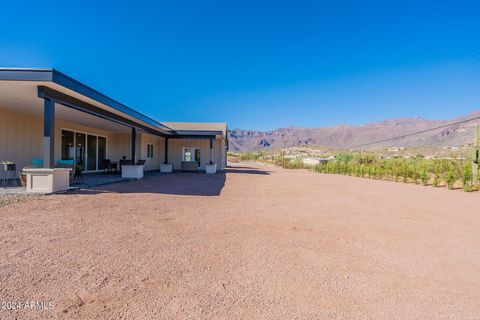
<box><xmin>72</xmin><ymin>165</ymin><xmax>271</xmax><ymax>196</ymax></box>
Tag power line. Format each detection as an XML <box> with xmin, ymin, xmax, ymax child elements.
<box><xmin>348</xmin><ymin>114</ymin><xmax>480</xmax><ymax>149</ymax></box>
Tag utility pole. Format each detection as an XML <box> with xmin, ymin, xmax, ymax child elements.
<box><xmin>473</xmin><ymin>125</ymin><xmax>479</xmax><ymax>187</ymax></box>
<box><xmin>282</xmin><ymin>141</ymin><xmax>286</xmax><ymax>168</ymax></box>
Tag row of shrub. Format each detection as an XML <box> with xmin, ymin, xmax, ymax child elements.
<box><xmin>231</xmin><ymin>151</ymin><xmax>478</xmax><ymax>192</ymax></box>
<box><xmin>309</xmin><ymin>153</ymin><xmax>476</xmax><ymax>192</ymax></box>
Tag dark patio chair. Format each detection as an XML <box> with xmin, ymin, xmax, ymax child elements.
<box><xmin>74</xmin><ymin>168</ymin><xmax>84</xmax><ymax>184</ymax></box>
<box><xmin>103</xmin><ymin>159</ymin><xmax>117</xmax><ymax>173</ymax></box>
<box><xmin>2</xmin><ymin>161</ymin><xmax>18</xmax><ymax>187</ymax></box>
<box><xmin>119</xmin><ymin>159</ymin><xmax>133</xmax><ymax>173</ymax></box>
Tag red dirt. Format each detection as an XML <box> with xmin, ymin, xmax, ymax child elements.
<box><xmin>1</xmin><ymin>162</ymin><xmax>479</xmax><ymax>319</ymax></box>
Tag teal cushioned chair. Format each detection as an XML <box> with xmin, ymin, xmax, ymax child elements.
<box><xmin>32</xmin><ymin>158</ymin><xmax>44</xmax><ymax>168</ymax></box>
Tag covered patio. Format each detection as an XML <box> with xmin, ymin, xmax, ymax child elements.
<box><xmin>0</xmin><ymin>68</ymin><xmax>228</xmax><ymax>193</ymax></box>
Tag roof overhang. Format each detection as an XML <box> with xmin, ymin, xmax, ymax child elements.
<box><xmin>172</xmin><ymin>130</ymin><xmax>224</xmax><ymax>136</ymax></box>
<box><xmin>0</xmin><ymin>68</ymin><xmax>176</xmax><ymax>136</ymax></box>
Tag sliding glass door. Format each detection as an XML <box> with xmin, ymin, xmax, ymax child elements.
<box><xmin>87</xmin><ymin>135</ymin><xmax>97</xmax><ymax>171</ymax></box>
<box><xmin>61</xmin><ymin>129</ymin><xmax>107</xmax><ymax>172</ymax></box>
<box><xmin>76</xmin><ymin>133</ymin><xmax>86</xmax><ymax>170</ymax></box>
<box><xmin>61</xmin><ymin>130</ymin><xmax>75</xmax><ymax>160</ymax></box>
<box><xmin>98</xmin><ymin>137</ymin><xmax>107</xmax><ymax>170</ymax></box>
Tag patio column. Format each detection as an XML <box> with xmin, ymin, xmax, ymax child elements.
<box><xmin>164</xmin><ymin>138</ymin><xmax>169</xmax><ymax>164</ymax></box>
<box><xmin>210</xmin><ymin>138</ymin><xmax>214</xmax><ymax>164</ymax></box>
<box><xmin>43</xmin><ymin>98</ymin><xmax>55</xmax><ymax>168</ymax></box>
<box><xmin>131</xmin><ymin>127</ymin><xmax>137</xmax><ymax>164</ymax></box>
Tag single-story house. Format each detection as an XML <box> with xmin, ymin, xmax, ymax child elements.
<box><xmin>0</xmin><ymin>68</ymin><xmax>228</xmax><ymax>191</ymax></box>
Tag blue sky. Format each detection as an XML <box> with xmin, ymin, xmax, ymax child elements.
<box><xmin>1</xmin><ymin>1</ymin><xmax>480</xmax><ymax>130</ymax></box>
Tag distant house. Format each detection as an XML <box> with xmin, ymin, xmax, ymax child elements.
<box><xmin>302</xmin><ymin>156</ymin><xmax>335</xmax><ymax>166</ymax></box>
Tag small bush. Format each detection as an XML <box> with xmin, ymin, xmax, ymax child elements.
<box><xmin>445</xmin><ymin>169</ymin><xmax>457</xmax><ymax>190</ymax></box>
<box><xmin>420</xmin><ymin>167</ymin><xmax>429</xmax><ymax>185</ymax></box>
<box><xmin>461</xmin><ymin>163</ymin><xmax>473</xmax><ymax>191</ymax></box>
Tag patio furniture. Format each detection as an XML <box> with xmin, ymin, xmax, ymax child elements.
<box><xmin>160</xmin><ymin>163</ymin><xmax>173</xmax><ymax>173</ymax></box>
<box><xmin>74</xmin><ymin>168</ymin><xmax>84</xmax><ymax>184</ymax></box>
<box><xmin>121</xmin><ymin>160</ymin><xmax>145</xmax><ymax>179</ymax></box>
<box><xmin>181</xmin><ymin>161</ymin><xmax>198</xmax><ymax>171</ymax></box>
<box><xmin>32</xmin><ymin>158</ymin><xmax>44</xmax><ymax>168</ymax></box>
<box><xmin>23</xmin><ymin>168</ymin><xmax>71</xmax><ymax>193</ymax></box>
<box><xmin>206</xmin><ymin>163</ymin><xmax>217</xmax><ymax>174</ymax></box>
<box><xmin>19</xmin><ymin>168</ymin><xmax>27</xmax><ymax>187</ymax></box>
<box><xmin>2</xmin><ymin>161</ymin><xmax>18</xmax><ymax>187</ymax></box>
<box><xmin>103</xmin><ymin>159</ymin><xmax>117</xmax><ymax>173</ymax></box>
<box><xmin>119</xmin><ymin>159</ymin><xmax>133</xmax><ymax>173</ymax></box>
<box><xmin>56</xmin><ymin>159</ymin><xmax>75</xmax><ymax>183</ymax></box>
<box><xmin>121</xmin><ymin>164</ymin><xmax>144</xmax><ymax>179</ymax></box>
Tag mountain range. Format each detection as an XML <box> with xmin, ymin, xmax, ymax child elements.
<box><xmin>228</xmin><ymin>110</ymin><xmax>480</xmax><ymax>152</ymax></box>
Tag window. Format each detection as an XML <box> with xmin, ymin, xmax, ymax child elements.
<box><xmin>183</xmin><ymin>149</ymin><xmax>192</xmax><ymax>161</ymax></box>
<box><xmin>182</xmin><ymin>148</ymin><xmax>201</xmax><ymax>166</ymax></box>
<box><xmin>147</xmin><ymin>144</ymin><xmax>154</xmax><ymax>159</ymax></box>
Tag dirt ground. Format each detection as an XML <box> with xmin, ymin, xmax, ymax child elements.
<box><xmin>1</xmin><ymin>162</ymin><xmax>479</xmax><ymax>319</ymax></box>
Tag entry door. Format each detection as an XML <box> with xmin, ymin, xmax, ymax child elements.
<box><xmin>183</xmin><ymin>148</ymin><xmax>201</xmax><ymax>168</ymax></box>
<box><xmin>194</xmin><ymin>149</ymin><xmax>201</xmax><ymax>167</ymax></box>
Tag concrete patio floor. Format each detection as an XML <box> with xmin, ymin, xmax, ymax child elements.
<box><xmin>0</xmin><ymin>170</ymin><xmax>172</xmax><ymax>195</ymax></box>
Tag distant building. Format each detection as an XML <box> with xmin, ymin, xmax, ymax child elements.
<box><xmin>302</xmin><ymin>156</ymin><xmax>335</xmax><ymax>166</ymax></box>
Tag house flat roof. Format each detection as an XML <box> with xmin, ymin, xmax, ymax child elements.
<box><xmin>162</xmin><ymin>122</ymin><xmax>227</xmax><ymax>137</ymax></box>
<box><xmin>0</xmin><ymin>68</ymin><xmax>229</xmax><ymax>139</ymax></box>
<box><xmin>0</xmin><ymin>68</ymin><xmax>175</xmax><ymax>135</ymax></box>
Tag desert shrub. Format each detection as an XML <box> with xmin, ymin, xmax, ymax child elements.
<box><xmin>420</xmin><ymin>165</ymin><xmax>429</xmax><ymax>185</ymax></box>
<box><xmin>283</xmin><ymin>159</ymin><xmax>306</xmax><ymax>169</ymax></box>
<box><xmin>412</xmin><ymin>164</ymin><xmax>421</xmax><ymax>184</ymax></box>
<box><xmin>236</xmin><ymin>152</ymin><xmax>265</xmax><ymax>161</ymax></box>
<box><xmin>273</xmin><ymin>151</ymin><xmax>470</xmax><ymax>192</ymax></box>
<box><xmin>444</xmin><ymin>168</ymin><xmax>457</xmax><ymax>190</ymax></box>
<box><xmin>462</xmin><ymin>162</ymin><xmax>472</xmax><ymax>191</ymax></box>
<box><xmin>432</xmin><ymin>162</ymin><xmax>441</xmax><ymax>187</ymax></box>
<box><xmin>432</xmin><ymin>174</ymin><xmax>440</xmax><ymax>187</ymax></box>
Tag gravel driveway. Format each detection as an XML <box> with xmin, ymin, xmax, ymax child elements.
<box><xmin>1</xmin><ymin>162</ymin><xmax>479</xmax><ymax>319</ymax></box>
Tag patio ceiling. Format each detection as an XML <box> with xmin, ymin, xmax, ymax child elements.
<box><xmin>0</xmin><ymin>68</ymin><xmax>228</xmax><ymax>141</ymax></box>
<box><xmin>0</xmin><ymin>80</ymin><xmax>130</xmax><ymax>133</ymax></box>
<box><xmin>0</xmin><ymin>68</ymin><xmax>176</xmax><ymax>136</ymax></box>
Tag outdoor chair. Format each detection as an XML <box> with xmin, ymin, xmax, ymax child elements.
<box><xmin>73</xmin><ymin>168</ymin><xmax>84</xmax><ymax>184</ymax></box>
<box><xmin>2</xmin><ymin>161</ymin><xmax>18</xmax><ymax>187</ymax></box>
<box><xmin>119</xmin><ymin>159</ymin><xmax>133</xmax><ymax>173</ymax></box>
<box><xmin>32</xmin><ymin>158</ymin><xmax>44</xmax><ymax>168</ymax></box>
<box><xmin>103</xmin><ymin>159</ymin><xmax>117</xmax><ymax>173</ymax></box>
